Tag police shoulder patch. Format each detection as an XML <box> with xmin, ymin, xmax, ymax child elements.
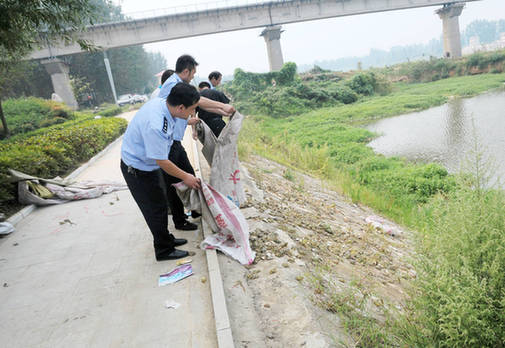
<box><xmin>162</xmin><ymin>117</ymin><xmax>168</xmax><ymax>133</ymax></box>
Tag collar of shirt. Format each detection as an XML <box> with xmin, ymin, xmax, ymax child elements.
<box><xmin>159</xmin><ymin>73</ymin><xmax>183</xmax><ymax>99</ymax></box>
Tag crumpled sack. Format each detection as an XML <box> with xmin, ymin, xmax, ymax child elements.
<box><xmin>196</xmin><ymin>111</ymin><xmax>246</xmax><ymax>207</ymax></box>
<box><xmin>0</xmin><ymin>222</ymin><xmax>15</xmax><ymax>235</ymax></box>
<box><xmin>18</xmin><ymin>181</ymin><xmax>66</xmax><ymax>206</ymax></box>
<box><xmin>45</xmin><ymin>181</ymin><xmax>126</xmax><ymax>200</ymax></box>
<box><xmin>8</xmin><ymin>169</ymin><xmax>71</xmax><ymax>186</ymax></box>
<box><xmin>174</xmin><ymin>181</ymin><xmax>255</xmax><ymax>265</ymax></box>
<box><xmin>10</xmin><ymin>169</ymin><xmax>127</xmax><ymax>206</ymax></box>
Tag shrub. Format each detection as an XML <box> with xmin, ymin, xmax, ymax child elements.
<box><xmin>225</xmin><ymin>63</ymin><xmax>400</xmax><ymax>118</ymax></box>
<box><xmin>252</xmin><ymin>87</ymin><xmax>311</xmax><ymax>117</ymax></box>
<box><xmin>329</xmin><ymin>143</ymin><xmax>374</xmax><ymax>165</ymax></box>
<box><xmin>373</xmin><ymin>73</ymin><xmax>393</xmax><ymax>95</ymax></box>
<box><xmin>0</xmin><ymin>117</ymin><xmax>127</xmax><ymax>202</ymax></box>
<box><xmin>356</xmin><ymin>162</ymin><xmax>456</xmax><ymax>204</ymax></box>
<box><xmin>1</xmin><ymin>97</ymin><xmax>74</xmax><ymax>137</ymax></box>
<box><xmin>228</xmin><ymin>62</ymin><xmax>298</xmax><ymax>96</ymax></box>
<box><xmin>276</xmin><ymin>62</ymin><xmax>297</xmax><ymax>85</ymax></box>
<box><xmin>39</xmin><ymin>117</ymin><xmax>67</xmax><ymax>128</ymax></box>
<box><xmin>292</xmin><ymin>82</ymin><xmax>332</xmax><ymax>103</ymax></box>
<box><xmin>467</xmin><ymin>52</ymin><xmax>489</xmax><ymax>70</ymax></box>
<box><xmin>400</xmin><ymin>186</ymin><xmax>505</xmax><ymax>346</ymax></box>
<box><xmin>331</xmin><ymin>85</ymin><xmax>358</xmax><ymax>104</ymax></box>
<box><xmin>433</xmin><ymin>59</ymin><xmax>456</xmax><ymax>79</ymax></box>
<box><xmin>345</xmin><ymin>72</ymin><xmax>377</xmax><ymax>96</ymax></box>
<box><xmin>100</xmin><ymin>106</ymin><xmax>123</xmax><ymax>117</ymax></box>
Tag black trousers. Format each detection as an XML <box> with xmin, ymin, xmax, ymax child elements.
<box><xmin>120</xmin><ymin>160</ymin><xmax>175</xmax><ymax>253</ymax></box>
<box><xmin>163</xmin><ymin>140</ymin><xmax>195</xmax><ymax>225</ymax></box>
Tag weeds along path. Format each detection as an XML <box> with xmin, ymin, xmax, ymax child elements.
<box><xmin>220</xmin><ymin>155</ymin><xmax>416</xmax><ymax>347</ymax></box>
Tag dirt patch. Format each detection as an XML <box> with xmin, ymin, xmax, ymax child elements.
<box><xmin>218</xmin><ymin>155</ymin><xmax>416</xmax><ymax>347</ymax></box>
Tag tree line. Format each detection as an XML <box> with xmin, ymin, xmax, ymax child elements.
<box><xmin>0</xmin><ymin>0</ymin><xmax>166</xmax><ymax>108</ymax></box>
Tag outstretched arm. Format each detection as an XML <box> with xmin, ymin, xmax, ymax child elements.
<box><xmin>198</xmin><ymin>96</ymin><xmax>235</xmax><ymax>116</ymax></box>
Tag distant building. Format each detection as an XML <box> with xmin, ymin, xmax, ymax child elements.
<box><xmin>463</xmin><ymin>32</ymin><xmax>505</xmax><ymax>55</ymax></box>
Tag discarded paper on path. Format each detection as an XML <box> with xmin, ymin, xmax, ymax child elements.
<box><xmin>158</xmin><ymin>264</ymin><xmax>193</xmax><ymax>286</ymax></box>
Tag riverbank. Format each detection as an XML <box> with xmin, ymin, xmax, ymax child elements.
<box><xmin>239</xmin><ymin>73</ymin><xmax>505</xmax><ymax>223</ymax></box>
<box><xmin>222</xmin><ymin>155</ymin><xmax>413</xmax><ymax>347</ymax></box>
<box><xmin>367</xmin><ymin>89</ymin><xmax>505</xmax><ymax>188</ymax></box>
<box><xmin>237</xmin><ymin>72</ymin><xmax>505</xmax><ymax>345</ymax></box>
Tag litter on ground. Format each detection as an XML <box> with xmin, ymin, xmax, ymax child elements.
<box><xmin>158</xmin><ymin>264</ymin><xmax>193</xmax><ymax>286</ymax></box>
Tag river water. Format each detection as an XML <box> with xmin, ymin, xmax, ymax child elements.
<box><xmin>366</xmin><ymin>89</ymin><xmax>505</xmax><ymax>187</ymax></box>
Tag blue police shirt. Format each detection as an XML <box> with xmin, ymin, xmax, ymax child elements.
<box><xmin>121</xmin><ymin>98</ymin><xmax>175</xmax><ymax>171</ymax></box>
<box><xmin>159</xmin><ymin>73</ymin><xmax>182</xmax><ymax>99</ymax></box>
<box><xmin>159</xmin><ymin>73</ymin><xmax>188</xmax><ymax>141</ymax></box>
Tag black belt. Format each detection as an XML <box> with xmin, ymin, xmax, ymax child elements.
<box><xmin>121</xmin><ymin>160</ymin><xmax>157</xmax><ymax>177</ymax></box>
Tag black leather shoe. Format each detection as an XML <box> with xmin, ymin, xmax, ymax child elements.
<box><xmin>173</xmin><ymin>238</ymin><xmax>187</xmax><ymax>247</ymax></box>
<box><xmin>156</xmin><ymin>248</ymin><xmax>189</xmax><ymax>261</ymax></box>
<box><xmin>175</xmin><ymin>221</ymin><xmax>198</xmax><ymax>231</ymax></box>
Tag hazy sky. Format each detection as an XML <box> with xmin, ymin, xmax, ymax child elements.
<box><xmin>112</xmin><ymin>0</ymin><xmax>505</xmax><ymax>77</ymax></box>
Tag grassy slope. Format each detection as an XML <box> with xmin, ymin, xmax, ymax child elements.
<box><xmin>239</xmin><ymin>73</ymin><xmax>505</xmax><ymax>345</ymax></box>
<box><xmin>265</xmin><ymin>74</ymin><xmax>505</xmax><ymax>128</ymax></box>
<box><xmin>243</xmin><ymin>74</ymin><xmax>505</xmax><ymax>219</ymax></box>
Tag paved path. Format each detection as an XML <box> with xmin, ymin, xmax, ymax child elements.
<box><xmin>0</xmin><ymin>111</ymin><xmax>218</xmax><ymax>347</ymax></box>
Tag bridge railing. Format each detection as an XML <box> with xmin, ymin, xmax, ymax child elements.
<box><xmin>121</xmin><ymin>0</ymin><xmax>287</xmax><ymax>20</ymax></box>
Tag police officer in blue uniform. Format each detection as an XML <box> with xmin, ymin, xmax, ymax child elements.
<box><xmin>120</xmin><ymin>82</ymin><xmax>201</xmax><ymax>261</ymax></box>
<box><xmin>159</xmin><ymin>55</ymin><xmax>234</xmax><ymax>231</ymax></box>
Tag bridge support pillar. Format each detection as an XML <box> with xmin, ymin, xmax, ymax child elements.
<box><xmin>41</xmin><ymin>58</ymin><xmax>78</xmax><ymax>110</ymax></box>
<box><xmin>260</xmin><ymin>25</ymin><xmax>284</xmax><ymax>71</ymax></box>
<box><xmin>436</xmin><ymin>3</ymin><xmax>464</xmax><ymax>59</ymax></box>
<box><xmin>103</xmin><ymin>51</ymin><xmax>118</xmax><ymax>104</ymax></box>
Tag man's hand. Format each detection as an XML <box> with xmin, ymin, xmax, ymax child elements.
<box><xmin>183</xmin><ymin>173</ymin><xmax>201</xmax><ymax>190</ymax></box>
<box><xmin>187</xmin><ymin>117</ymin><xmax>200</xmax><ymax>126</ymax></box>
<box><xmin>221</xmin><ymin>104</ymin><xmax>235</xmax><ymax>117</ymax></box>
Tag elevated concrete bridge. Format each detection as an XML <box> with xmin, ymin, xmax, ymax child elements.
<box><xmin>33</xmin><ymin>0</ymin><xmax>477</xmax><ymax>108</ymax></box>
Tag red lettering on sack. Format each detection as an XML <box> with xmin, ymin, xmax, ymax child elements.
<box><xmin>229</xmin><ymin>170</ymin><xmax>240</xmax><ymax>184</ymax></box>
<box><xmin>215</xmin><ymin>214</ymin><xmax>227</xmax><ymax>229</ymax></box>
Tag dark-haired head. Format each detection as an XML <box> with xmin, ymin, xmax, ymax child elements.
<box><xmin>198</xmin><ymin>81</ymin><xmax>211</xmax><ymax>90</ymax></box>
<box><xmin>167</xmin><ymin>82</ymin><xmax>200</xmax><ymax>108</ymax></box>
<box><xmin>175</xmin><ymin>55</ymin><xmax>198</xmax><ymax>74</ymax></box>
<box><xmin>208</xmin><ymin>71</ymin><xmax>222</xmax><ymax>87</ymax></box>
<box><xmin>208</xmin><ymin>71</ymin><xmax>222</xmax><ymax>81</ymax></box>
<box><xmin>175</xmin><ymin>55</ymin><xmax>198</xmax><ymax>83</ymax></box>
<box><xmin>161</xmin><ymin>69</ymin><xmax>175</xmax><ymax>84</ymax></box>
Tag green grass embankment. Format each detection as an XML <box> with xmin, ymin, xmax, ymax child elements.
<box><xmin>241</xmin><ymin>73</ymin><xmax>505</xmax><ymax>223</ymax></box>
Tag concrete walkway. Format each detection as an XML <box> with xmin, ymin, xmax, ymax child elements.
<box><xmin>0</xmin><ymin>111</ymin><xmax>219</xmax><ymax>347</ymax></box>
